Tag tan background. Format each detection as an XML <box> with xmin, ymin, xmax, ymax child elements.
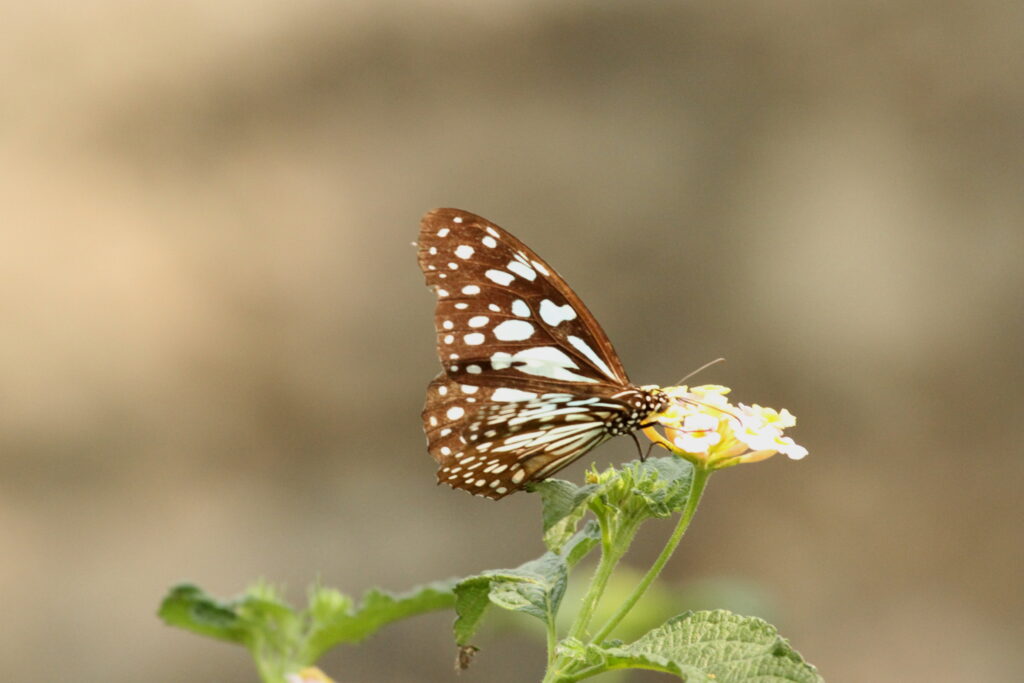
<box><xmin>2</xmin><ymin>1</ymin><xmax>1021</xmax><ymax>681</ymax></box>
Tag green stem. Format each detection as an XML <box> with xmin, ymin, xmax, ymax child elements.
<box><xmin>545</xmin><ymin>511</ymin><xmax>639</xmax><ymax>683</ymax></box>
<box><xmin>545</xmin><ymin>611</ymin><xmax>558</xmax><ymax>671</ymax></box>
<box><xmin>589</xmin><ymin>465</ymin><xmax>711</xmax><ymax>644</ymax></box>
<box><xmin>565</xmin><ymin>516</ymin><xmax>633</xmax><ymax>642</ymax></box>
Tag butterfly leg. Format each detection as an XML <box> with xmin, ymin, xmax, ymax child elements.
<box><xmin>630</xmin><ymin>435</ymin><xmax>664</xmax><ymax>462</ymax></box>
<box><xmin>644</xmin><ymin>441</ymin><xmax>661</xmax><ymax>460</ymax></box>
<box><xmin>633</xmin><ymin>421</ymin><xmax>662</xmax><ymax>462</ymax></box>
<box><xmin>628</xmin><ymin>432</ymin><xmax>648</xmax><ymax>461</ymax></box>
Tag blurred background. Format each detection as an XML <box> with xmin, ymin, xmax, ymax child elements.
<box><xmin>2</xmin><ymin>1</ymin><xmax>1021</xmax><ymax>681</ymax></box>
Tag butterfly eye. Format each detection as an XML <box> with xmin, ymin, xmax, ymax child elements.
<box><xmin>418</xmin><ymin>208</ymin><xmax>666</xmax><ymax>499</ymax></box>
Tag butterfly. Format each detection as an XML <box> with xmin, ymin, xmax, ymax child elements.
<box><xmin>417</xmin><ymin>208</ymin><xmax>670</xmax><ymax>499</ymax></box>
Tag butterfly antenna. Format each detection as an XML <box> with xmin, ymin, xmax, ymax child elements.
<box><xmin>669</xmin><ymin>392</ymin><xmax>743</xmax><ymax>424</ymax></box>
<box><xmin>675</xmin><ymin>357</ymin><xmax>726</xmax><ymax>386</ymax></box>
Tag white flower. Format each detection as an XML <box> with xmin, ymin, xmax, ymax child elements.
<box><xmin>643</xmin><ymin>385</ymin><xmax>807</xmax><ymax>469</ymax></box>
<box><xmin>672</xmin><ymin>413</ymin><xmax>722</xmax><ymax>454</ymax></box>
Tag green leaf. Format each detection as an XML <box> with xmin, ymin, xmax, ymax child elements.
<box><xmin>533</xmin><ymin>478</ymin><xmax>599</xmax><ymax>553</ymax></box>
<box><xmin>560</xmin><ymin>610</ymin><xmax>821</xmax><ymax>682</ymax></box>
<box><xmin>160</xmin><ymin>579</ymin><xmax>459</xmax><ymax>681</ymax></box>
<box><xmin>159</xmin><ymin>582</ymin><xmax>304</xmax><ymax>682</ymax></box>
<box><xmin>158</xmin><ymin>583</ymin><xmax>250</xmax><ymax>644</ymax></box>
<box><xmin>158</xmin><ymin>582</ymin><xmax>300</xmax><ymax>648</ymax></box>
<box><xmin>303</xmin><ymin>579</ymin><xmax>458</xmax><ymax>661</ymax></box>
<box><xmin>583</xmin><ymin>457</ymin><xmax>694</xmax><ymax>526</ymax></box>
<box><xmin>561</xmin><ymin>520</ymin><xmax>601</xmax><ymax>567</ymax></box>
<box><xmin>631</xmin><ymin>457</ymin><xmax>693</xmax><ymax>516</ymax></box>
<box><xmin>453</xmin><ymin>577</ymin><xmax>494</xmax><ymax>646</ymax></box>
<box><xmin>557</xmin><ymin>638</ymin><xmax>697</xmax><ymax>678</ymax></box>
<box><xmin>453</xmin><ymin>552</ymin><xmax>568</xmax><ymax>645</ymax></box>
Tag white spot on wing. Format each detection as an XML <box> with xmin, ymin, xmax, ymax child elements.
<box><xmin>442</xmin><ymin>320</ymin><xmax>454</xmax><ymax>330</ymax></box>
<box><xmin>453</xmin><ymin>216</ymin><xmax>463</xmax><ymax>223</ymax></box>
<box><xmin>489</xmin><ymin>346</ymin><xmax>597</xmax><ymax>383</ymax></box>
<box><xmin>486</xmin><ymin>226</ymin><xmax>500</xmax><ymax>238</ymax></box>
<box><xmin>454</xmin><ymin>245</ymin><xmax>475</xmax><ymax>259</ymax></box>
<box><xmin>507</xmin><ymin>261</ymin><xmax>536</xmax><ymax>281</ymax></box>
<box><xmin>462</xmin><ymin>285</ymin><xmax>481</xmax><ymax>295</ymax></box>
<box><xmin>482</xmin><ymin>236</ymin><xmax>497</xmax><ymax>248</ymax></box>
<box><xmin>532</xmin><ymin>260</ymin><xmax>550</xmax><ymax>276</ymax></box>
<box><xmin>467</xmin><ymin>364</ymin><xmax>482</xmax><ymax>374</ymax></box>
<box><xmin>464</xmin><ymin>333</ymin><xmax>485</xmax><ymax>345</ymax></box>
<box><xmin>493</xmin><ymin>319</ymin><xmax>535</xmax><ymax>341</ymax></box>
<box><xmin>492</xmin><ymin>387</ymin><xmax>538</xmax><ymax>402</ymax></box>
<box><xmin>568</xmin><ymin>335</ymin><xmax>617</xmax><ymax>380</ymax></box>
<box><xmin>447</xmin><ymin>406</ymin><xmax>465</xmax><ymax>420</ymax></box>
<box><xmin>437</xmin><ymin>228</ymin><xmax>450</xmax><ymax>237</ymax></box>
<box><xmin>539</xmin><ymin>299</ymin><xmax>577</xmax><ymax>326</ymax></box>
<box><xmin>485</xmin><ymin>269</ymin><xmax>515</xmax><ymax>286</ymax></box>
<box><xmin>511</xmin><ymin>470</ymin><xmax>526</xmax><ymax>484</ymax></box>
<box><xmin>511</xmin><ymin>299</ymin><xmax>530</xmax><ymax>317</ymax></box>
<box><xmin>468</xmin><ymin>316</ymin><xmax>489</xmax><ymax>328</ymax></box>
<box><xmin>438</xmin><ymin>385</ymin><xmax>448</xmax><ymax>396</ymax></box>
<box><xmin>461</xmin><ymin>385</ymin><xmax>479</xmax><ymax>393</ymax></box>
<box><xmin>454</xmin><ymin>302</ymin><xmax>468</xmax><ymax>310</ymax></box>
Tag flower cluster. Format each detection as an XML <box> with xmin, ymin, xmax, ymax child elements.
<box><xmin>642</xmin><ymin>385</ymin><xmax>808</xmax><ymax>469</ymax></box>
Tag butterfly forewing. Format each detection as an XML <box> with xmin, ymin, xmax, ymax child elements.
<box><xmin>418</xmin><ymin>208</ymin><xmax>666</xmax><ymax>499</ymax></box>
<box><xmin>417</xmin><ymin>208</ymin><xmax>630</xmax><ymax>389</ymax></box>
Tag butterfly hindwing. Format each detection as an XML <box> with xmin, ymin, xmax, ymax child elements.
<box><xmin>422</xmin><ymin>375</ymin><xmax>645</xmax><ymax>499</ymax></box>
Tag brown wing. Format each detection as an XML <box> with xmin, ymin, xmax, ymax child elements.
<box><xmin>417</xmin><ymin>208</ymin><xmax>644</xmax><ymax>498</ymax></box>
<box><xmin>417</xmin><ymin>208</ymin><xmax>631</xmax><ymax>392</ymax></box>
<box><xmin>422</xmin><ymin>374</ymin><xmax>647</xmax><ymax>499</ymax></box>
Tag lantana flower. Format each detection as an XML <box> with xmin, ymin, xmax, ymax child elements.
<box><xmin>286</xmin><ymin>668</ymin><xmax>335</xmax><ymax>683</ymax></box>
<box><xmin>643</xmin><ymin>385</ymin><xmax>808</xmax><ymax>469</ymax></box>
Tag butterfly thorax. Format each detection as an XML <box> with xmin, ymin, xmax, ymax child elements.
<box><xmin>605</xmin><ymin>386</ymin><xmax>670</xmax><ymax>436</ymax></box>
